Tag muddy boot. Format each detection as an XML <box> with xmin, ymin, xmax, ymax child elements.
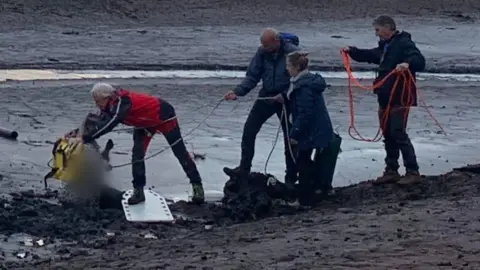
<box><xmin>191</xmin><ymin>183</ymin><xmax>205</xmax><ymax>204</ymax></box>
<box><xmin>128</xmin><ymin>188</ymin><xmax>145</xmax><ymax>205</ymax></box>
<box><xmin>372</xmin><ymin>169</ymin><xmax>401</xmax><ymax>185</ymax></box>
<box><xmin>223</xmin><ymin>166</ymin><xmax>249</xmax><ymax>179</ymax></box>
<box><xmin>397</xmin><ymin>170</ymin><xmax>422</xmax><ymax>186</ymax></box>
<box><xmin>316</xmin><ymin>188</ymin><xmax>335</xmax><ymax>197</ymax></box>
<box><xmin>284</xmin><ymin>174</ymin><xmax>298</xmax><ymax>185</ymax></box>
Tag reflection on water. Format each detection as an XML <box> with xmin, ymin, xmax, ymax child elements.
<box><xmin>2</xmin><ymin>69</ymin><xmax>480</xmax><ymax>82</ymax></box>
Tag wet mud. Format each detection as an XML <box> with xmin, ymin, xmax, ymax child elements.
<box><xmin>1</xmin><ymin>164</ymin><xmax>480</xmax><ymax>268</ymax></box>
<box><xmin>1</xmin><ymin>0</ymin><xmax>480</xmax><ymax>73</ymax></box>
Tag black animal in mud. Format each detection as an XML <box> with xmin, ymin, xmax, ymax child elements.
<box><xmin>343</xmin><ymin>15</ymin><xmax>425</xmax><ymax>186</ymax></box>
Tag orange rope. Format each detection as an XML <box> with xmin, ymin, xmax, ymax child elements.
<box><xmin>340</xmin><ymin>50</ymin><xmax>445</xmax><ymax>142</ymax></box>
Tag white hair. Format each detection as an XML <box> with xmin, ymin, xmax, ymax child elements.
<box><xmin>262</xmin><ymin>27</ymin><xmax>280</xmax><ymax>40</ymax></box>
<box><xmin>90</xmin><ymin>83</ymin><xmax>116</xmax><ymax>99</ymax></box>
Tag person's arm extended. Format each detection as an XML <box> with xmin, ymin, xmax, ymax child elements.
<box><xmin>348</xmin><ymin>46</ymin><xmax>383</xmax><ymax>64</ymax></box>
<box><xmin>88</xmin><ymin>96</ymin><xmax>131</xmax><ymax>140</ymax></box>
<box><xmin>233</xmin><ymin>49</ymin><xmax>264</xmax><ymax>96</ymax></box>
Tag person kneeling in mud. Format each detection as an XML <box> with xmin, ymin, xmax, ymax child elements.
<box><xmin>282</xmin><ymin>51</ymin><xmax>334</xmax><ymax>206</ymax></box>
<box><xmin>342</xmin><ymin>15</ymin><xmax>425</xmax><ymax>185</ymax></box>
<box><xmin>82</xmin><ymin>83</ymin><xmax>205</xmax><ymax>205</ymax></box>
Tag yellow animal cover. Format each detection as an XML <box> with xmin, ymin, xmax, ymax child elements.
<box><xmin>44</xmin><ymin>138</ymin><xmax>87</xmax><ymax>188</ymax></box>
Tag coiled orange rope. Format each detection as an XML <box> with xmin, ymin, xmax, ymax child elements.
<box><xmin>340</xmin><ymin>50</ymin><xmax>445</xmax><ymax>142</ymax></box>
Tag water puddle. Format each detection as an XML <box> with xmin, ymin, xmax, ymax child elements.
<box><xmin>1</xmin><ymin>69</ymin><xmax>480</xmax><ymax>82</ymax></box>
<box><xmin>0</xmin><ymin>233</ymin><xmax>65</xmax><ymax>262</ymax></box>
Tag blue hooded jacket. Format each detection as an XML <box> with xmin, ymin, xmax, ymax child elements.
<box><xmin>234</xmin><ymin>39</ymin><xmax>299</xmax><ymax>97</ymax></box>
<box><xmin>287</xmin><ymin>72</ymin><xmax>333</xmax><ymax>150</ymax></box>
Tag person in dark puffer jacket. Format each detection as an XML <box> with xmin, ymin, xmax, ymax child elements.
<box><xmin>284</xmin><ymin>51</ymin><xmax>335</xmax><ymax>207</ymax></box>
<box><xmin>343</xmin><ymin>15</ymin><xmax>426</xmax><ymax>186</ymax></box>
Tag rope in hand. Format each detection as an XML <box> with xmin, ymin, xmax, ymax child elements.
<box><xmin>110</xmin><ymin>97</ymin><xmax>225</xmax><ymax>168</ymax></box>
<box><xmin>340</xmin><ymin>50</ymin><xmax>446</xmax><ymax>142</ymax></box>
<box><xmin>50</xmin><ymin>95</ymin><xmax>296</xmax><ymax>175</ymax></box>
<box><xmin>112</xmin><ymin>96</ymin><xmax>297</xmax><ymax>171</ymax></box>
<box><xmin>256</xmin><ymin>97</ymin><xmax>297</xmax><ymax>175</ymax></box>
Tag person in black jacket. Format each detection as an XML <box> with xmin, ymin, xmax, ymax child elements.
<box><xmin>343</xmin><ymin>15</ymin><xmax>426</xmax><ymax>186</ymax></box>
<box><xmin>284</xmin><ymin>51</ymin><xmax>335</xmax><ymax>206</ymax></box>
<box><xmin>223</xmin><ymin>28</ymin><xmax>300</xmax><ymax>184</ymax></box>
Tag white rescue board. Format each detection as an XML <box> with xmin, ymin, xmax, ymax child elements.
<box><xmin>122</xmin><ymin>189</ymin><xmax>174</xmax><ymax>223</ymax></box>
<box><xmin>188</xmin><ymin>190</ymin><xmax>224</xmax><ymax>202</ymax></box>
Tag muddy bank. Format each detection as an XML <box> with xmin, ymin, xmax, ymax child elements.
<box><xmin>1</xmin><ymin>0</ymin><xmax>480</xmax><ymax>73</ymax></box>
<box><xmin>2</xmin><ymin>0</ymin><xmax>478</xmax><ymax>27</ymax></box>
<box><xmin>3</xmin><ymin>164</ymin><xmax>480</xmax><ymax>269</ymax></box>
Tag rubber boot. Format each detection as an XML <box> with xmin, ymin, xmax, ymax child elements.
<box><xmin>191</xmin><ymin>183</ymin><xmax>205</xmax><ymax>204</ymax></box>
<box><xmin>128</xmin><ymin>188</ymin><xmax>145</xmax><ymax>205</ymax></box>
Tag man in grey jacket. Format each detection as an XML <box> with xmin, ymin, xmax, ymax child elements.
<box><xmin>223</xmin><ymin>28</ymin><xmax>300</xmax><ymax>184</ymax></box>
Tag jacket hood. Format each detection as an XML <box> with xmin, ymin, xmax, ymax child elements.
<box><xmin>396</xmin><ymin>31</ymin><xmax>412</xmax><ymax>41</ymax></box>
<box><xmin>294</xmin><ymin>73</ymin><xmax>327</xmax><ymax>93</ymax></box>
<box><xmin>379</xmin><ymin>30</ymin><xmax>412</xmax><ymax>46</ymax></box>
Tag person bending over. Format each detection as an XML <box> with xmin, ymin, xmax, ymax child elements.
<box><xmin>82</xmin><ymin>83</ymin><xmax>205</xmax><ymax>205</ymax></box>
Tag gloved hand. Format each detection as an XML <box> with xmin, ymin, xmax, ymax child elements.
<box><xmin>64</xmin><ymin>128</ymin><xmax>79</xmax><ymax>138</ymax></box>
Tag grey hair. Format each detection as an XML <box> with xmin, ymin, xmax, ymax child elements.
<box><xmin>90</xmin><ymin>83</ymin><xmax>116</xmax><ymax>99</ymax></box>
<box><xmin>373</xmin><ymin>15</ymin><xmax>396</xmax><ymax>31</ymax></box>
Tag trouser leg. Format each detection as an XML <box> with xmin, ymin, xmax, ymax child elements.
<box><xmin>163</xmin><ymin>123</ymin><xmax>202</xmax><ymax>184</ymax></box>
<box><xmin>387</xmin><ymin>107</ymin><xmax>419</xmax><ymax>172</ymax></box>
<box><xmin>239</xmin><ymin>100</ymin><xmax>278</xmax><ymax>171</ymax></box>
<box><xmin>296</xmin><ymin>149</ymin><xmax>315</xmax><ymax>206</ymax></box>
<box><xmin>131</xmin><ymin>128</ymin><xmax>153</xmax><ymax>188</ymax></box>
<box><xmin>276</xmin><ymin>104</ymin><xmax>298</xmax><ymax>183</ymax></box>
<box><xmin>379</xmin><ymin>108</ymin><xmax>400</xmax><ymax>171</ymax></box>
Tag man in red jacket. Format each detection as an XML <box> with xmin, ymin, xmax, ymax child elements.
<box><xmin>82</xmin><ymin>83</ymin><xmax>205</xmax><ymax>205</ymax></box>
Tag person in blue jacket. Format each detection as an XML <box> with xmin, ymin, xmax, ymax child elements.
<box><xmin>223</xmin><ymin>28</ymin><xmax>300</xmax><ymax>184</ymax></box>
<box><xmin>284</xmin><ymin>51</ymin><xmax>335</xmax><ymax>206</ymax></box>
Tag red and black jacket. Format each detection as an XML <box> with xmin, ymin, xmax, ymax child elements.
<box><xmin>89</xmin><ymin>89</ymin><xmax>164</xmax><ymax>140</ymax></box>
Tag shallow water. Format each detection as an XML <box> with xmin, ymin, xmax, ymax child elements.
<box><xmin>2</xmin><ymin>69</ymin><xmax>480</xmax><ymax>82</ymax></box>
<box><xmin>1</xmin><ymin>77</ymin><xmax>479</xmax><ymax>201</ymax></box>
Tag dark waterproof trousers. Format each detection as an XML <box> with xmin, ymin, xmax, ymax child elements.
<box><xmin>379</xmin><ymin>107</ymin><xmax>419</xmax><ymax>172</ymax></box>
<box><xmin>240</xmin><ymin>99</ymin><xmax>297</xmax><ymax>182</ymax></box>
<box><xmin>296</xmin><ymin>148</ymin><xmax>322</xmax><ymax>206</ymax></box>
<box><xmin>131</xmin><ymin>101</ymin><xmax>202</xmax><ymax>188</ymax></box>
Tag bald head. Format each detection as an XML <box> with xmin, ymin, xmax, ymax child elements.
<box><xmin>260</xmin><ymin>28</ymin><xmax>281</xmax><ymax>52</ymax></box>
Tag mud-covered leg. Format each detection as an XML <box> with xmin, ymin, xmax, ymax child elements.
<box><xmin>164</xmin><ymin>124</ymin><xmax>205</xmax><ymax>204</ymax></box>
